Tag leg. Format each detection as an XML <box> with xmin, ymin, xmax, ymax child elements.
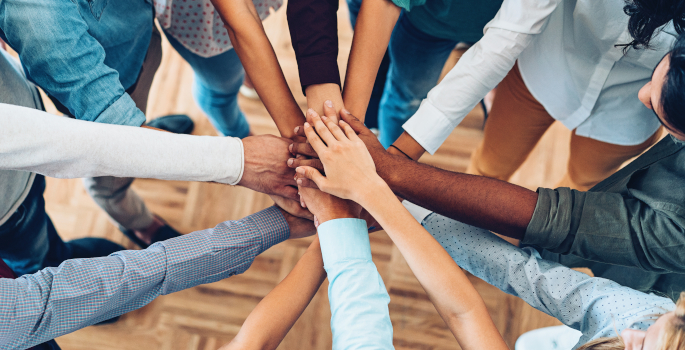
<box><xmin>84</xmin><ymin>26</ymin><xmax>163</xmax><ymax>234</ymax></box>
<box><xmin>378</xmin><ymin>12</ymin><xmax>458</xmax><ymax>147</ymax></box>
<box><xmin>165</xmin><ymin>31</ymin><xmax>250</xmax><ymax>138</ymax></box>
<box><xmin>557</xmin><ymin>128</ymin><xmax>663</xmax><ymax>190</ymax></box>
<box><xmin>466</xmin><ymin>63</ymin><xmax>555</xmax><ymax>181</ymax></box>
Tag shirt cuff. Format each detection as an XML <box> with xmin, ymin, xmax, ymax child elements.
<box><xmin>228</xmin><ymin>138</ymin><xmax>245</xmax><ymax>186</ymax></box>
<box><xmin>402</xmin><ymin>99</ymin><xmax>462</xmax><ymax>155</ymax></box>
<box><xmin>94</xmin><ymin>93</ymin><xmax>147</xmax><ymax>127</ymax></box>
<box><xmin>297</xmin><ymin>54</ymin><xmax>342</xmax><ymax>94</ymax></box>
<box><xmin>522</xmin><ymin>187</ymin><xmax>573</xmax><ymax>250</ymax></box>
<box><xmin>318</xmin><ymin>218</ymin><xmax>371</xmax><ymax>266</ymax></box>
<box><xmin>250</xmin><ymin>206</ymin><xmax>291</xmax><ymax>253</ymax></box>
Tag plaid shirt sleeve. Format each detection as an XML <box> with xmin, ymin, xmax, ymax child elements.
<box><xmin>0</xmin><ymin>206</ymin><xmax>289</xmax><ymax>350</ymax></box>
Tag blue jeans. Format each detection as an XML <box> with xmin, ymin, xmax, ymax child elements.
<box><xmin>379</xmin><ymin>13</ymin><xmax>458</xmax><ymax>147</ymax></box>
<box><xmin>165</xmin><ymin>31</ymin><xmax>250</xmax><ymax>138</ymax></box>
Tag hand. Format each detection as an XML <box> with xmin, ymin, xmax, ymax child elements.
<box><xmin>297</xmin><ymin>184</ymin><xmax>360</xmax><ymax>226</ymax></box>
<box><xmin>275</xmin><ymin>206</ymin><xmax>317</xmax><ymax>239</ymax></box>
<box><xmin>270</xmin><ymin>194</ymin><xmax>314</xmax><ymax>221</ymax></box>
<box><xmin>238</xmin><ymin>135</ymin><xmax>298</xmax><ymax>200</ymax></box>
<box><xmin>295</xmin><ymin>108</ymin><xmax>388</xmax><ymax>204</ymax></box>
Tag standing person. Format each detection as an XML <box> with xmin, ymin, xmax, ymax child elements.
<box><xmin>387</xmin><ymin>0</ymin><xmax>684</xmax><ymax>191</ymax></box>
<box><xmin>294</xmin><ymin>107</ymin><xmax>685</xmax><ymax>350</ymax></box>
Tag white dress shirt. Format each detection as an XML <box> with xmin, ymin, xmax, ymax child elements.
<box><xmin>404</xmin><ymin>0</ymin><xmax>677</xmax><ymax>154</ymax></box>
<box><xmin>0</xmin><ymin>104</ymin><xmax>244</xmax><ymax>223</ymax></box>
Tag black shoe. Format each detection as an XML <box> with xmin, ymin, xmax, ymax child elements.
<box><xmin>120</xmin><ymin>224</ymin><xmax>182</xmax><ymax>249</ymax></box>
<box><xmin>146</xmin><ymin>114</ymin><xmax>194</xmax><ymax>134</ymax></box>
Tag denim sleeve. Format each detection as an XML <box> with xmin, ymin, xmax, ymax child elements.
<box><xmin>318</xmin><ymin>219</ymin><xmax>394</xmax><ymax>350</ymax></box>
<box><xmin>0</xmin><ymin>207</ymin><xmax>289</xmax><ymax>350</ymax></box>
<box><xmin>0</xmin><ymin>0</ymin><xmax>146</xmax><ymax>126</ymax></box>
<box><xmin>422</xmin><ymin>213</ymin><xmax>676</xmax><ymax>347</ymax></box>
<box><xmin>524</xmin><ymin>187</ymin><xmax>685</xmax><ymax>274</ymax></box>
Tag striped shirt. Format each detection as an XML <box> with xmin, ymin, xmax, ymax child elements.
<box><xmin>0</xmin><ymin>207</ymin><xmax>289</xmax><ymax>350</ymax></box>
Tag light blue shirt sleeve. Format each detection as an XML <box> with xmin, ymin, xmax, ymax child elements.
<box><xmin>0</xmin><ymin>207</ymin><xmax>290</xmax><ymax>350</ymax></box>
<box><xmin>318</xmin><ymin>219</ymin><xmax>394</xmax><ymax>350</ymax></box>
<box><xmin>421</xmin><ymin>213</ymin><xmax>676</xmax><ymax>349</ymax></box>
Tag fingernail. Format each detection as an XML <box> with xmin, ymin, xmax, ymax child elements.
<box><xmin>297</xmin><ymin>178</ymin><xmax>302</xmax><ymax>185</ymax></box>
<box><xmin>342</xmin><ymin>109</ymin><xmax>351</xmax><ymax>114</ymax></box>
<box><xmin>304</xmin><ymin>122</ymin><xmax>311</xmax><ymax>128</ymax></box>
<box><xmin>307</xmin><ymin>108</ymin><xmax>315</xmax><ymax>116</ymax></box>
<box><xmin>325</xmin><ymin>100</ymin><xmax>333</xmax><ymax>108</ymax></box>
<box><xmin>294</xmin><ymin>126</ymin><xmax>299</xmax><ymax>133</ymax></box>
<box><xmin>296</xmin><ymin>167</ymin><xmax>305</xmax><ymax>174</ymax></box>
<box><xmin>289</xmin><ymin>143</ymin><xmax>293</xmax><ymax>152</ymax></box>
<box><xmin>287</xmin><ymin>159</ymin><xmax>293</xmax><ymax>166</ymax></box>
<box><xmin>321</xmin><ymin>115</ymin><xmax>328</xmax><ymax>121</ymax></box>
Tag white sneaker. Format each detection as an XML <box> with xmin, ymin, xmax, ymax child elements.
<box><xmin>239</xmin><ymin>85</ymin><xmax>260</xmax><ymax>100</ymax></box>
<box><xmin>515</xmin><ymin>326</ymin><xmax>582</xmax><ymax>350</ymax></box>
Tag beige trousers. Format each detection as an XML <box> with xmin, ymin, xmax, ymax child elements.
<box><xmin>467</xmin><ymin>63</ymin><xmax>661</xmax><ymax>191</ymax></box>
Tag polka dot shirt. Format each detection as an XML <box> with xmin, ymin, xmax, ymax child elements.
<box><xmin>421</xmin><ymin>212</ymin><xmax>676</xmax><ymax>349</ymax></box>
<box><xmin>153</xmin><ymin>0</ymin><xmax>282</xmax><ymax>58</ymax></box>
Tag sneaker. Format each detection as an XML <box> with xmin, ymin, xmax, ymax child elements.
<box><xmin>515</xmin><ymin>325</ymin><xmax>582</xmax><ymax>350</ymax></box>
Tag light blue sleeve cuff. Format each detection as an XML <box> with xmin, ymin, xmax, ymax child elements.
<box><xmin>94</xmin><ymin>93</ymin><xmax>147</xmax><ymax>127</ymax></box>
<box><xmin>317</xmin><ymin>218</ymin><xmax>370</xmax><ymax>266</ymax></box>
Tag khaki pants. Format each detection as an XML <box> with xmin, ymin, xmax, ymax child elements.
<box><xmin>83</xmin><ymin>26</ymin><xmax>163</xmax><ymax>231</ymax></box>
<box><xmin>467</xmin><ymin>63</ymin><xmax>661</xmax><ymax>191</ymax></box>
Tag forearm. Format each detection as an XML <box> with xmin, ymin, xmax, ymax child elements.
<box><xmin>0</xmin><ymin>104</ymin><xmax>244</xmax><ymax>185</ymax></box>
<box><xmin>224</xmin><ymin>238</ymin><xmax>326</xmax><ymax>350</ymax></box>
<box><xmin>361</xmin><ymin>188</ymin><xmax>507</xmax><ymax>349</ymax></box>
<box><xmin>342</xmin><ymin>0</ymin><xmax>400</xmax><ymax>120</ymax></box>
<box><xmin>305</xmin><ymin>84</ymin><xmax>344</xmax><ymax>120</ymax></box>
<box><xmin>211</xmin><ymin>0</ymin><xmax>304</xmax><ymax>138</ymax></box>
<box><xmin>0</xmin><ymin>207</ymin><xmax>289</xmax><ymax>349</ymax></box>
<box><xmin>381</xmin><ymin>154</ymin><xmax>537</xmax><ymax>239</ymax></box>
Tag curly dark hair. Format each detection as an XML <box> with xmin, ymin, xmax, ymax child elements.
<box><xmin>660</xmin><ymin>34</ymin><xmax>685</xmax><ymax>134</ymax></box>
<box><xmin>622</xmin><ymin>0</ymin><xmax>685</xmax><ymax>50</ymax></box>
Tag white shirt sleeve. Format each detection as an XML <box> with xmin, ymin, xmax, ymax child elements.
<box><xmin>0</xmin><ymin>103</ymin><xmax>245</xmax><ymax>185</ymax></box>
<box><xmin>402</xmin><ymin>0</ymin><xmax>560</xmax><ymax>154</ymax></box>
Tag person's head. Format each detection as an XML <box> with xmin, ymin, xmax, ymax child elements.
<box><xmin>638</xmin><ymin>34</ymin><xmax>685</xmax><ymax>141</ymax></box>
<box><xmin>622</xmin><ymin>0</ymin><xmax>685</xmax><ymax>50</ymax></box>
<box><xmin>576</xmin><ymin>292</ymin><xmax>685</xmax><ymax>350</ymax></box>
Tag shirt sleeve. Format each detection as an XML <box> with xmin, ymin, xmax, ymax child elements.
<box><xmin>402</xmin><ymin>0</ymin><xmax>561</xmax><ymax>154</ymax></box>
<box><xmin>523</xmin><ymin>187</ymin><xmax>685</xmax><ymax>274</ymax></box>
<box><xmin>286</xmin><ymin>0</ymin><xmax>341</xmax><ymax>93</ymax></box>
<box><xmin>421</xmin><ymin>213</ymin><xmax>676</xmax><ymax>346</ymax></box>
<box><xmin>0</xmin><ymin>0</ymin><xmax>146</xmax><ymax>126</ymax></box>
<box><xmin>0</xmin><ymin>104</ymin><xmax>245</xmax><ymax>185</ymax></box>
<box><xmin>0</xmin><ymin>206</ymin><xmax>289</xmax><ymax>349</ymax></box>
<box><xmin>317</xmin><ymin>219</ymin><xmax>394</xmax><ymax>350</ymax></box>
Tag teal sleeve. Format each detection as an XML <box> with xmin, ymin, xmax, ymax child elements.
<box><xmin>390</xmin><ymin>0</ymin><xmax>426</xmax><ymax>11</ymax></box>
<box><xmin>318</xmin><ymin>218</ymin><xmax>394</xmax><ymax>350</ymax></box>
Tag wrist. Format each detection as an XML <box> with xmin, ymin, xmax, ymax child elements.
<box><xmin>354</xmin><ymin>178</ymin><xmax>393</xmax><ymax>209</ymax></box>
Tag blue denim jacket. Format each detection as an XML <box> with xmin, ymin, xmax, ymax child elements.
<box><xmin>0</xmin><ymin>0</ymin><xmax>153</xmax><ymax>126</ymax></box>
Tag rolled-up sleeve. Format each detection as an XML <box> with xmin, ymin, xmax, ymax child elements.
<box><xmin>523</xmin><ymin>187</ymin><xmax>685</xmax><ymax>274</ymax></box>
<box><xmin>287</xmin><ymin>0</ymin><xmax>341</xmax><ymax>92</ymax></box>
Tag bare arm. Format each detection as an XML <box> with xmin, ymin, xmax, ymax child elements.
<box><xmin>220</xmin><ymin>238</ymin><xmax>326</xmax><ymax>350</ymax></box>
<box><xmin>295</xmin><ymin>111</ymin><xmax>509</xmax><ymax>350</ymax></box>
<box><xmin>342</xmin><ymin>0</ymin><xmax>400</xmax><ymax>120</ymax></box>
<box><xmin>210</xmin><ymin>0</ymin><xmax>304</xmax><ymax>138</ymax></box>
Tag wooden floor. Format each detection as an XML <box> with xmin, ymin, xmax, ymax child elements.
<box><xmin>43</xmin><ymin>2</ymin><xmax>573</xmax><ymax>349</ymax></box>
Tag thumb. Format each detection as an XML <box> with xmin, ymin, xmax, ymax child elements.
<box><xmin>340</xmin><ymin>109</ymin><xmax>367</xmax><ymax>135</ymax></box>
<box><xmin>296</xmin><ymin>166</ymin><xmax>327</xmax><ymax>188</ymax></box>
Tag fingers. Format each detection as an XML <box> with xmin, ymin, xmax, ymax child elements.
<box><xmin>307</xmin><ymin>109</ymin><xmax>337</xmax><ymax>146</ymax></box>
<box><xmin>295</xmin><ymin>175</ymin><xmax>318</xmax><ymax>189</ymax></box>
<box><xmin>270</xmin><ymin>194</ymin><xmax>314</xmax><ymax>220</ymax></box>
<box><xmin>340</xmin><ymin>109</ymin><xmax>367</xmax><ymax>135</ymax></box>
<box><xmin>293</xmin><ymin>125</ymin><xmax>306</xmax><ymax>138</ymax></box>
<box><xmin>323</xmin><ymin>100</ymin><xmax>339</xmax><ymax>122</ymax></box>
<box><xmin>295</xmin><ymin>166</ymin><xmax>327</xmax><ymax>189</ymax></box>
<box><xmin>303</xmin><ymin>121</ymin><xmax>328</xmax><ymax>155</ymax></box>
<box><xmin>339</xmin><ymin>120</ymin><xmax>360</xmax><ymax>142</ymax></box>
<box><xmin>288</xmin><ymin>158</ymin><xmax>324</xmax><ymax>172</ymax></box>
<box><xmin>289</xmin><ymin>142</ymin><xmax>318</xmax><ymax>157</ymax></box>
<box><xmin>278</xmin><ymin>185</ymin><xmax>300</xmax><ymax>201</ymax></box>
